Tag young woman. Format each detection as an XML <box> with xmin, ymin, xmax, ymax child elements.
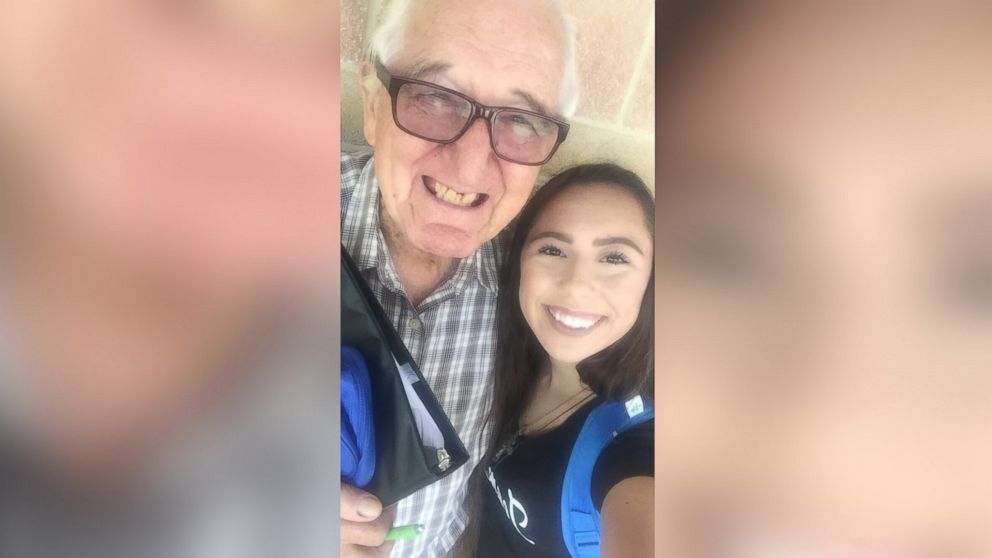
<box><xmin>471</xmin><ymin>164</ymin><xmax>655</xmax><ymax>558</ymax></box>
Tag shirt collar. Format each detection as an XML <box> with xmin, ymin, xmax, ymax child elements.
<box><xmin>342</xmin><ymin>156</ymin><xmax>384</xmax><ymax>276</ymax></box>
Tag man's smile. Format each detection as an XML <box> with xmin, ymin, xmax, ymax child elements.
<box><xmin>422</xmin><ymin>175</ymin><xmax>489</xmax><ymax>208</ymax></box>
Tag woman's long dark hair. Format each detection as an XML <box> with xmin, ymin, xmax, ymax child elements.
<box><xmin>456</xmin><ymin>163</ymin><xmax>654</xmax><ymax>555</ymax></box>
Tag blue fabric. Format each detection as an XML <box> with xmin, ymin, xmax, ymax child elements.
<box><xmin>341</xmin><ymin>346</ymin><xmax>376</xmax><ymax>488</ymax></box>
<box><xmin>561</xmin><ymin>397</ymin><xmax>655</xmax><ymax>558</ymax></box>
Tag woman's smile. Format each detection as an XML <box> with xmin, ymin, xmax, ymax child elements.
<box><xmin>544</xmin><ymin>305</ymin><xmax>607</xmax><ymax>336</ymax></box>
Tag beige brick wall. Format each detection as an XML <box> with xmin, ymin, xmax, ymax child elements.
<box><xmin>340</xmin><ymin>0</ymin><xmax>655</xmax><ymax>190</ymax></box>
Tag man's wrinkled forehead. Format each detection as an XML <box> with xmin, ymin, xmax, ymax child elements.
<box><xmin>394</xmin><ymin>0</ymin><xmax>566</xmax><ymax>115</ymax></box>
<box><xmin>398</xmin><ymin>59</ymin><xmax>558</xmax><ymax>118</ymax></box>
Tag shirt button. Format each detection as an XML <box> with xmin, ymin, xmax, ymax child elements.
<box><xmin>408</xmin><ymin>317</ymin><xmax>422</xmax><ymax>332</ymax></box>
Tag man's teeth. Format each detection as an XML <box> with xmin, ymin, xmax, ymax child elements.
<box><xmin>551</xmin><ymin>309</ymin><xmax>599</xmax><ymax>329</ymax></box>
<box><xmin>434</xmin><ymin>182</ymin><xmax>479</xmax><ymax>207</ymax></box>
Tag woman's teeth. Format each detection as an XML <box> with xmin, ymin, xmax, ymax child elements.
<box><xmin>434</xmin><ymin>181</ymin><xmax>480</xmax><ymax>207</ymax></box>
<box><xmin>550</xmin><ymin>308</ymin><xmax>600</xmax><ymax>330</ymax></box>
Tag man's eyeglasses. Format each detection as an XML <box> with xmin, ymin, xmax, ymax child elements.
<box><xmin>374</xmin><ymin>59</ymin><xmax>569</xmax><ymax>166</ymax></box>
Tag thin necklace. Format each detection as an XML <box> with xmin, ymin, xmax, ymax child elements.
<box><xmin>524</xmin><ymin>387</ymin><xmax>593</xmax><ymax>434</ymax></box>
<box><xmin>492</xmin><ymin>386</ymin><xmax>594</xmax><ymax>466</ymax></box>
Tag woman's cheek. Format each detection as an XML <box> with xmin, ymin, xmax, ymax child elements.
<box><xmin>612</xmin><ymin>269</ymin><xmax>650</xmax><ymax>320</ymax></box>
<box><xmin>518</xmin><ymin>260</ymin><xmax>545</xmax><ymax>312</ymax></box>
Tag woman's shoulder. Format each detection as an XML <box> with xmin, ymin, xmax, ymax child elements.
<box><xmin>590</xmin><ymin>418</ymin><xmax>654</xmax><ymax>511</ymax></box>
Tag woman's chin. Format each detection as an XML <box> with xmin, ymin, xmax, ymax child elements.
<box><xmin>541</xmin><ymin>344</ymin><xmax>602</xmax><ymax>369</ymax></box>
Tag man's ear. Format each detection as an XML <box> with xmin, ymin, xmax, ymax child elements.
<box><xmin>359</xmin><ymin>61</ymin><xmax>379</xmax><ymax>148</ymax></box>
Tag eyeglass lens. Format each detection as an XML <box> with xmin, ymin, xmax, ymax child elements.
<box><xmin>394</xmin><ymin>81</ymin><xmax>561</xmax><ymax>164</ymax></box>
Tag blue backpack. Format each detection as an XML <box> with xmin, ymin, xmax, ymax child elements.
<box><xmin>561</xmin><ymin>396</ymin><xmax>654</xmax><ymax>558</ymax></box>
<box><xmin>341</xmin><ymin>346</ymin><xmax>376</xmax><ymax>488</ymax></box>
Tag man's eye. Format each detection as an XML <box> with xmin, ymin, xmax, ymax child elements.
<box><xmin>602</xmin><ymin>252</ymin><xmax>630</xmax><ymax>265</ymax></box>
<box><xmin>417</xmin><ymin>92</ymin><xmax>454</xmax><ymax>108</ymax></box>
<box><xmin>509</xmin><ymin>115</ymin><xmax>538</xmax><ymax>138</ymax></box>
<box><xmin>538</xmin><ymin>244</ymin><xmax>564</xmax><ymax>257</ymax></box>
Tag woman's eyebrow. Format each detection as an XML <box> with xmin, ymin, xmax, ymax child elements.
<box><xmin>529</xmin><ymin>231</ymin><xmax>572</xmax><ymax>243</ymax></box>
<box><xmin>593</xmin><ymin>236</ymin><xmax>645</xmax><ymax>256</ymax></box>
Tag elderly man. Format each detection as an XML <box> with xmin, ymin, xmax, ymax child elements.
<box><xmin>339</xmin><ymin>0</ymin><xmax>578</xmax><ymax>556</ymax></box>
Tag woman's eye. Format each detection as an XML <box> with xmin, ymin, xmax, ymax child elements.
<box><xmin>537</xmin><ymin>244</ymin><xmax>564</xmax><ymax>257</ymax></box>
<box><xmin>602</xmin><ymin>252</ymin><xmax>630</xmax><ymax>265</ymax></box>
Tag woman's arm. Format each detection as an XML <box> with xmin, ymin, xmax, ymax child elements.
<box><xmin>600</xmin><ymin>476</ymin><xmax>655</xmax><ymax>558</ymax></box>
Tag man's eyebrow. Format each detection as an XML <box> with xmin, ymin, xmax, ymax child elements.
<box><xmin>407</xmin><ymin>61</ymin><xmax>452</xmax><ymax>81</ymax></box>
<box><xmin>593</xmin><ymin>236</ymin><xmax>645</xmax><ymax>256</ymax></box>
<box><xmin>512</xmin><ymin>89</ymin><xmax>557</xmax><ymax>118</ymax></box>
<box><xmin>529</xmin><ymin>231</ymin><xmax>572</xmax><ymax>243</ymax></box>
<box><xmin>400</xmin><ymin>64</ymin><xmax>560</xmax><ymax>118</ymax></box>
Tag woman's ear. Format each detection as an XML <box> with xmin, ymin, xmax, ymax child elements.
<box><xmin>359</xmin><ymin>61</ymin><xmax>379</xmax><ymax>147</ymax></box>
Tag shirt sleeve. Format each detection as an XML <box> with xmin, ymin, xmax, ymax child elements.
<box><xmin>591</xmin><ymin>419</ymin><xmax>654</xmax><ymax>511</ymax></box>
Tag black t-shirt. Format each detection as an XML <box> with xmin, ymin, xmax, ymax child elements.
<box><xmin>477</xmin><ymin>398</ymin><xmax>654</xmax><ymax>558</ymax></box>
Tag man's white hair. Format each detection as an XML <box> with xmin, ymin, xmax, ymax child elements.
<box><xmin>364</xmin><ymin>0</ymin><xmax>580</xmax><ymax>118</ymax></box>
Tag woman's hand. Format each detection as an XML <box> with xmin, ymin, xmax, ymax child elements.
<box><xmin>601</xmin><ymin>476</ymin><xmax>655</xmax><ymax>558</ymax></box>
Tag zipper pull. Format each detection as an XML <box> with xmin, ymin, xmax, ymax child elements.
<box><xmin>436</xmin><ymin>448</ymin><xmax>450</xmax><ymax>472</ymax></box>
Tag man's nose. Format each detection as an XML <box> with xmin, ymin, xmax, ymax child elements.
<box><xmin>448</xmin><ymin>118</ymin><xmax>496</xmax><ymax>185</ymax></box>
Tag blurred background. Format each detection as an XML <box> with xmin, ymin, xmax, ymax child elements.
<box><xmin>0</xmin><ymin>2</ymin><xmax>340</xmax><ymax>556</ymax></box>
<box><xmin>341</xmin><ymin>0</ymin><xmax>656</xmax><ymax>189</ymax></box>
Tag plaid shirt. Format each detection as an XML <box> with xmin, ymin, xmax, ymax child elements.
<box><xmin>341</xmin><ymin>149</ymin><xmax>501</xmax><ymax>558</ymax></box>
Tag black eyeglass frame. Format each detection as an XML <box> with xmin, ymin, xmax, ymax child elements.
<box><xmin>374</xmin><ymin>59</ymin><xmax>570</xmax><ymax>166</ymax></box>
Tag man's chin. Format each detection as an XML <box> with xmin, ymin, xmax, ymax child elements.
<box><xmin>415</xmin><ymin>224</ymin><xmax>487</xmax><ymax>259</ymax></box>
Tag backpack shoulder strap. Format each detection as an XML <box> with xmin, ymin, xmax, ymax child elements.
<box><xmin>561</xmin><ymin>396</ymin><xmax>654</xmax><ymax>558</ymax></box>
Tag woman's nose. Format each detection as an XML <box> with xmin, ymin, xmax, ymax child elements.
<box><xmin>559</xmin><ymin>260</ymin><xmax>598</xmax><ymax>294</ymax></box>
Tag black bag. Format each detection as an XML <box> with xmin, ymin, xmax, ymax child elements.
<box><xmin>340</xmin><ymin>247</ymin><xmax>469</xmax><ymax>507</ymax></box>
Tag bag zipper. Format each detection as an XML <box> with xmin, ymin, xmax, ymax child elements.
<box><xmin>435</xmin><ymin>448</ymin><xmax>450</xmax><ymax>472</ymax></box>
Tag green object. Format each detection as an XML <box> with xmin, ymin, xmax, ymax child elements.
<box><xmin>385</xmin><ymin>524</ymin><xmax>423</xmax><ymax>541</ymax></box>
